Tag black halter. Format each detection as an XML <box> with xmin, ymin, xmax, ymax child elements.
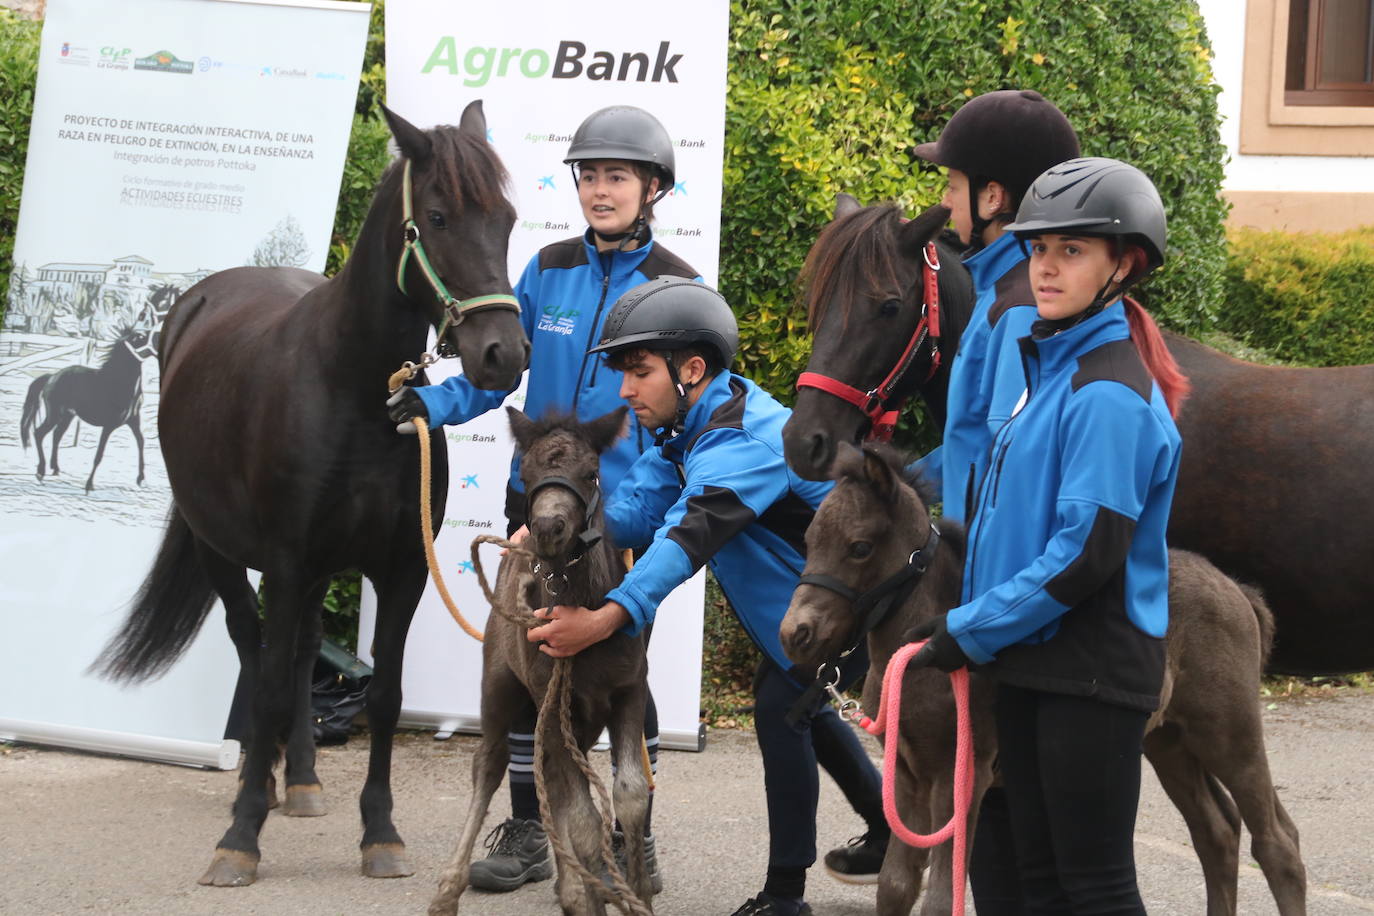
<box><xmin>524</xmin><ymin>475</ymin><xmax>604</xmax><ymax>589</ymax></box>
<box><xmin>785</xmin><ymin>524</ymin><xmax>941</xmax><ymax>727</ymax></box>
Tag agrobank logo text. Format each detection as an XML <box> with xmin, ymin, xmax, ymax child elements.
<box><xmin>421</xmin><ymin>39</ymin><xmax>683</xmax><ymax>87</ymax></box>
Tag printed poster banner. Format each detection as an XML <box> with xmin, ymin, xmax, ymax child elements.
<box><xmin>0</xmin><ymin>0</ymin><xmax>369</xmax><ymax>768</ymax></box>
<box><xmin>367</xmin><ymin>0</ymin><xmax>729</xmax><ymax>749</ymax></box>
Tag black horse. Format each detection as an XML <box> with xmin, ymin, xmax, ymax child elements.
<box><xmin>93</xmin><ymin>102</ymin><xmax>529</xmax><ymax>887</ymax></box>
<box><xmin>19</xmin><ymin>323</ymin><xmax>156</xmax><ymax>493</ymax></box>
<box><xmin>783</xmin><ymin>196</ymin><xmax>1374</xmax><ymax>675</ymax></box>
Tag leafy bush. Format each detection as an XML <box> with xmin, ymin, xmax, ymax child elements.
<box><xmin>1220</xmin><ymin>227</ymin><xmax>1374</xmax><ymax>367</ymax></box>
<box><xmin>0</xmin><ymin>10</ymin><xmax>41</xmax><ymax>327</ymax></box>
<box><xmin>722</xmin><ymin>0</ymin><xmax>1230</xmax><ymax>454</ymax></box>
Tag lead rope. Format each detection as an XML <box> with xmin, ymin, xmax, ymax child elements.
<box><xmin>411</xmin><ymin>415</ymin><xmax>487</xmax><ymax>642</ymax></box>
<box><xmin>842</xmin><ymin>641</ymin><xmax>974</xmax><ymax>916</ymax></box>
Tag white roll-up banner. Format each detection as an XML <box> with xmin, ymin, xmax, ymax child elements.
<box><xmin>0</xmin><ymin>0</ymin><xmax>370</xmax><ymax>769</ymax></box>
<box><xmin>366</xmin><ymin>0</ymin><xmax>729</xmax><ymax>750</ymax></box>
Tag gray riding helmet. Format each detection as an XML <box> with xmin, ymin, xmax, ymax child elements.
<box><xmin>1005</xmin><ymin>157</ymin><xmax>1168</xmax><ymax>271</ymax></box>
<box><xmin>588</xmin><ymin>277</ymin><xmax>738</xmax><ymax>369</ymax></box>
<box><xmin>564</xmin><ymin>105</ymin><xmax>676</xmax><ymax>192</ymax></box>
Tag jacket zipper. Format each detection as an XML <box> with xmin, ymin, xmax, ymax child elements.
<box><xmin>571</xmin><ymin>255</ymin><xmax>613</xmax><ymax>417</ymax></box>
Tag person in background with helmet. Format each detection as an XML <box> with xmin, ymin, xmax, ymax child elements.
<box><xmin>386</xmin><ymin>104</ymin><xmax>697</xmax><ymax>894</ymax></box>
<box><xmin>528</xmin><ymin>277</ymin><xmax>888</xmax><ymax>916</ymax></box>
<box><xmin>905</xmin><ymin>158</ymin><xmax>1189</xmax><ymax>914</ymax></box>
<box><xmin>904</xmin><ymin>88</ymin><xmax>1080</xmax><ymax>911</ymax></box>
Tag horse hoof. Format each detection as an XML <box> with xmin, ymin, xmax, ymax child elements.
<box><xmin>282</xmin><ymin>784</ymin><xmax>326</xmax><ymax>817</ymax></box>
<box><xmin>197</xmin><ymin>848</ymin><xmax>259</xmax><ymax>886</ymax></box>
<box><xmin>361</xmin><ymin>842</ymin><xmax>414</xmax><ymax>878</ymax></box>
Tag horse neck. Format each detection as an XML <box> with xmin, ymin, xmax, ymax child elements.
<box><xmin>102</xmin><ymin>340</ymin><xmax>143</xmax><ymax>381</ymax></box>
<box><xmin>325</xmin><ymin>166</ymin><xmax>435</xmax><ymax>378</ymax></box>
<box><xmin>869</xmin><ymin>528</ymin><xmax>965</xmax><ymax>667</ymax></box>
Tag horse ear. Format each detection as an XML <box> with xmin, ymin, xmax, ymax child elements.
<box><xmin>835</xmin><ymin>193</ymin><xmax>861</xmax><ymax>219</ymax></box>
<box><xmin>380</xmin><ymin>103</ymin><xmax>433</xmax><ymax>163</ymax></box>
<box><xmin>458</xmin><ymin>99</ymin><xmax>488</xmax><ymax>142</ymax></box>
<box><xmin>898</xmin><ymin>203</ymin><xmax>951</xmax><ymax>256</ymax></box>
<box><xmin>506</xmin><ymin>406</ymin><xmax>537</xmax><ymax>452</ymax></box>
<box><xmin>861</xmin><ymin>444</ymin><xmax>899</xmax><ymax>499</ymax></box>
<box><xmin>831</xmin><ymin>440</ymin><xmax>865</xmax><ymax>481</ymax></box>
<box><xmin>585</xmin><ymin>406</ymin><xmax>630</xmax><ymax>455</ymax></box>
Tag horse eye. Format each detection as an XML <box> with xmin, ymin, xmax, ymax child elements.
<box><xmin>850</xmin><ymin>541</ymin><xmax>873</xmax><ymax>559</ymax></box>
<box><xmin>879</xmin><ymin>299</ymin><xmax>902</xmax><ymax>317</ymax></box>
<box><xmin>427</xmin><ymin>210</ymin><xmax>447</xmax><ymax>229</ymax></box>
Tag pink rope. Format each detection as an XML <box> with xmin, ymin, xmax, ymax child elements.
<box><xmin>853</xmin><ymin>640</ymin><xmax>974</xmax><ymax>916</ymax></box>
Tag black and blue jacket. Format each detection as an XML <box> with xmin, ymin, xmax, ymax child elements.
<box><xmin>414</xmin><ymin>229</ymin><xmax>698</xmax><ymax>496</ymax></box>
<box><xmin>604</xmin><ymin>371</ymin><xmax>833</xmax><ymax>672</ymax></box>
<box><xmin>918</xmin><ymin>233</ymin><xmax>1038</xmax><ymax>523</ymax></box>
<box><xmin>947</xmin><ymin>304</ymin><xmax>1182</xmax><ymax>711</ymax></box>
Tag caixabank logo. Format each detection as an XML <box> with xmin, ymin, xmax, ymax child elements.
<box><xmin>135</xmin><ymin>50</ymin><xmax>194</xmax><ymax>74</ymax></box>
<box><xmin>422</xmin><ymin>38</ymin><xmax>684</xmax><ymax>88</ymax></box>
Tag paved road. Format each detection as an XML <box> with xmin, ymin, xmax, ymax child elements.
<box><xmin>1</xmin><ymin>693</ymin><xmax>1371</xmax><ymax>915</ymax></box>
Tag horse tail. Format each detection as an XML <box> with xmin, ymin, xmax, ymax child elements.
<box><xmin>90</xmin><ymin>505</ymin><xmax>219</xmax><ymax>683</ymax></box>
<box><xmin>1239</xmin><ymin>581</ymin><xmax>1277</xmax><ymax>669</ymax></box>
<box><xmin>20</xmin><ymin>375</ymin><xmax>45</xmax><ymax>448</ymax></box>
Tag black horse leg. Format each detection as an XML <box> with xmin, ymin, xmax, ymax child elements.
<box><xmin>48</xmin><ymin>413</ymin><xmax>75</xmax><ymax>477</ymax></box>
<box><xmin>199</xmin><ymin>568</ymin><xmax>311</xmax><ymax>887</ymax></box>
<box><xmin>85</xmin><ymin>425</ymin><xmax>116</xmax><ymax>493</ymax></box>
<box><xmin>281</xmin><ymin>584</ymin><xmax>327</xmax><ymax>817</ymax></box>
<box><xmin>196</xmin><ymin>545</ymin><xmax>271</xmax><ymax>808</ymax></box>
<box><xmin>357</xmin><ymin>559</ymin><xmax>425</xmax><ymax>878</ymax></box>
<box><xmin>127</xmin><ymin>415</ymin><xmax>146</xmax><ymax>486</ymax></box>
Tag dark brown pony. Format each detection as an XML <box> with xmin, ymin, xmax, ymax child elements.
<box><xmin>784</xmin><ymin>199</ymin><xmax>1373</xmax><ymax>675</ymax></box>
<box><xmin>781</xmin><ymin>443</ymin><xmax>1307</xmax><ymax>915</ymax></box>
<box><xmin>782</xmin><ymin>195</ymin><xmax>972</xmax><ymax>470</ymax></box>
<box><xmin>430</xmin><ymin>407</ymin><xmax>651</xmax><ymax>916</ymax></box>
<box><xmin>93</xmin><ymin>102</ymin><xmax>529</xmax><ymax>887</ymax></box>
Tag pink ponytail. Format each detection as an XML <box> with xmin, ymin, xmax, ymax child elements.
<box><xmin>1123</xmin><ymin>297</ymin><xmax>1189</xmax><ymax>418</ymax></box>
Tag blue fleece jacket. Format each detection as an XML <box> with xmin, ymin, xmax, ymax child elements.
<box><xmin>946</xmin><ymin>304</ymin><xmax>1181</xmax><ymax>708</ymax></box>
<box><xmin>604</xmin><ymin>371</ymin><xmax>833</xmax><ymax>672</ymax></box>
<box><xmin>414</xmin><ymin>229</ymin><xmax>698</xmax><ymax>496</ymax></box>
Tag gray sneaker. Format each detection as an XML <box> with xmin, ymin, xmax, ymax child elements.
<box><xmin>468</xmin><ymin>817</ymin><xmax>553</xmax><ymax>892</ymax></box>
<box><xmin>605</xmin><ymin>830</ymin><xmax>664</xmax><ymax>895</ymax></box>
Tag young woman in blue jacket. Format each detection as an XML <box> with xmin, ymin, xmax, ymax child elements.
<box><xmin>908</xmin><ymin>158</ymin><xmax>1189</xmax><ymax>914</ymax></box>
<box><xmin>386</xmin><ymin>105</ymin><xmax>697</xmax><ymax>893</ymax></box>
<box><xmin>529</xmin><ymin>277</ymin><xmax>887</xmax><ymax>916</ymax></box>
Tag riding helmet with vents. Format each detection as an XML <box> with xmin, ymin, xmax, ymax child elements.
<box><xmin>564</xmin><ymin>105</ymin><xmax>676</xmax><ymax>192</ymax></box>
<box><xmin>588</xmin><ymin>277</ymin><xmax>738</xmax><ymax>370</ymax></box>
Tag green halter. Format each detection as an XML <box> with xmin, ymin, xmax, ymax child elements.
<box><xmin>396</xmin><ymin>159</ymin><xmax>519</xmax><ymax>349</ymax></box>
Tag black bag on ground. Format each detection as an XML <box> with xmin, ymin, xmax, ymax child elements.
<box><xmin>311</xmin><ymin>638</ymin><xmax>372</xmax><ymax>746</ymax></box>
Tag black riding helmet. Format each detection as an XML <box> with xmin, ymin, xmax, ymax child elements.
<box><xmin>565</xmin><ymin>105</ymin><xmax>676</xmax><ymax>201</ymax></box>
<box><xmin>589</xmin><ymin>277</ymin><xmax>739</xmax><ymax>440</ymax></box>
<box><xmin>912</xmin><ymin>89</ymin><xmax>1079</xmax><ymax>250</ymax></box>
<box><xmin>1005</xmin><ymin>157</ymin><xmax>1167</xmax><ymax>273</ymax></box>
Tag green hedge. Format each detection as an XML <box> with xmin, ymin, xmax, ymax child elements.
<box><xmin>1220</xmin><ymin>227</ymin><xmax>1374</xmax><ymax>367</ymax></box>
<box><xmin>722</xmin><ymin>0</ymin><xmax>1229</xmax><ymax>453</ymax></box>
<box><xmin>0</xmin><ymin>10</ymin><xmax>41</xmax><ymax>326</ymax></box>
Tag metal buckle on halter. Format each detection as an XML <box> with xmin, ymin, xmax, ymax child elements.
<box><xmin>817</xmin><ymin>661</ymin><xmax>862</xmax><ymax>721</ymax></box>
<box><xmin>924</xmin><ymin>244</ymin><xmax>941</xmax><ymax>272</ymax></box>
<box><xmin>404</xmin><ymin>223</ymin><xmax>420</xmax><ymax>244</ymax></box>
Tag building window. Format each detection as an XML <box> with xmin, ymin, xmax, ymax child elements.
<box><xmin>1286</xmin><ymin>0</ymin><xmax>1374</xmax><ymax>105</ymax></box>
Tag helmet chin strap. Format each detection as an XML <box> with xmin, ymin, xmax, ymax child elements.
<box><xmin>653</xmin><ymin>353</ymin><xmax>696</xmax><ymax>446</ymax></box>
<box><xmin>1035</xmin><ymin>252</ymin><xmax>1136</xmax><ymax>338</ymax></box>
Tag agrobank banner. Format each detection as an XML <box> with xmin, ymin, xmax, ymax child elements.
<box><xmin>372</xmin><ymin>0</ymin><xmax>728</xmax><ymax>750</ymax></box>
<box><xmin>0</xmin><ymin>0</ymin><xmax>368</xmax><ymax>768</ymax></box>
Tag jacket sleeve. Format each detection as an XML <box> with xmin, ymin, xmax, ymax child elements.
<box><xmin>945</xmin><ymin>383</ymin><xmax>1175</xmax><ymax>663</ymax></box>
<box><xmin>412</xmin><ymin>254</ymin><xmax>541</xmax><ymax>427</ymax></box>
<box><xmin>910</xmin><ymin>445</ymin><xmax>943</xmax><ymax>493</ymax></box>
<box><xmin>605</xmin><ymin>448</ymin><xmax>682</xmax><ymax>550</ymax></box>
<box><xmin>607</xmin><ymin>428</ymin><xmax>791</xmax><ymax>634</ymax></box>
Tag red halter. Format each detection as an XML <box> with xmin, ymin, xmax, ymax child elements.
<box><xmin>796</xmin><ymin>241</ymin><xmax>943</xmax><ymax>442</ymax></box>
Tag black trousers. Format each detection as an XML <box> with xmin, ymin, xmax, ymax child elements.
<box><xmin>753</xmin><ymin>653</ymin><xmax>885</xmax><ymax>869</ymax></box>
<box><xmin>993</xmin><ymin>683</ymin><xmax>1150</xmax><ymax>915</ymax></box>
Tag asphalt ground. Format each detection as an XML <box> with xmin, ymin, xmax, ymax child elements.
<box><xmin>1</xmin><ymin>692</ymin><xmax>1371</xmax><ymax>915</ymax></box>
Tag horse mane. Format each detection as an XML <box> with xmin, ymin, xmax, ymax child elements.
<box><xmin>381</xmin><ymin>123</ymin><xmax>512</xmax><ymax>214</ymax></box>
<box><xmin>799</xmin><ymin>204</ymin><xmax>906</xmax><ymax>330</ymax></box>
<box><xmin>516</xmin><ymin>410</ymin><xmax>600</xmax><ymax>451</ymax></box>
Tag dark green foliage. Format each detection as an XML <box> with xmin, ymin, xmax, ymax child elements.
<box><xmin>1221</xmin><ymin>227</ymin><xmax>1374</xmax><ymax>367</ymax></box>
<box><xmin>0</xmin><ymin>10</ymin><xmax>41</xmax><ymax>327</ymax></box>
<box><xmin>723</xmin><ymin>0</ymin><xmax>1230</xmax><ymax>454</ymax></box>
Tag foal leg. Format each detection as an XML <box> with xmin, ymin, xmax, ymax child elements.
<box><xmin>356</xmin><ymin>558</ymin><xmax>426</xmax><ymax>878</ymax></box>
<box><xmin>607</xmin><ymin>683</ymin><xmax>652</xmax><ymax>905</ymax></box>
<box><xmin>1143</xmin><ymin>726</ymin><xmax>1241</xmax><ymax>916</ymax></box>
<box><xmin>282</xmin><ymin>582</ymin><xmax>327</xmax><ymax>817</ymax></box>
<box><xmin>547</xmin><ymin>744</ymin><xmax>608</xmax><ymax>916</ymax></box>
<box><xmin>430</xmin><ymin>663</ymin><xmax>521</xmax><ymax>916</ymax></box>
<box><xmin>199</xmin><ymin>569</ymin><xmax>312</xmax><ymax>886</ymax></box>
<box><xmin>876</xmin><ymin>753</ymin><xmax>930</xmax><ymax>916</ymax></box>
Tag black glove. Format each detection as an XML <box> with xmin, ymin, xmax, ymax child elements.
<box><xmin>386</xmin><ymin>386</ymin><xmax>429</xmax><ymax>435</ymax></box>
<box><xmin>902</xmin><ymin>613</ymin><xmax>972</xmax><ymax>673</ymax></box>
